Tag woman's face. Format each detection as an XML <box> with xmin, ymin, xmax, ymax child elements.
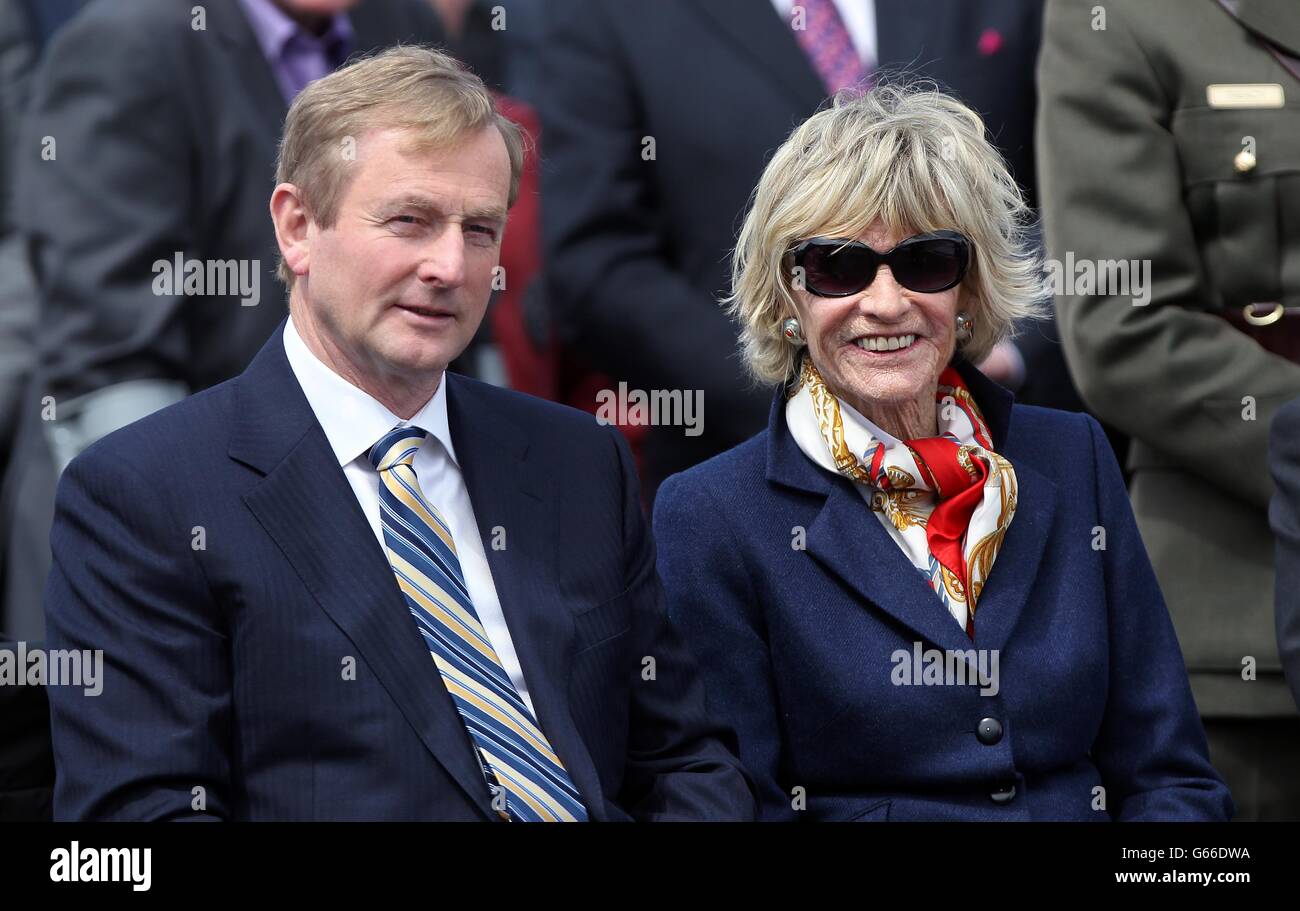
<box><xmin>792</xmin><ymin>219</ymin><xmax>963</xmax><ymax>419</ymax></box>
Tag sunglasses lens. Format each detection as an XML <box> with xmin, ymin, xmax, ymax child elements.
<box><xmin>800</xmin><ymin>244</ymin><xmax>876</xmax><ymax>296</ymax></box>
<box><xmin>891</xmin><ymin>238</ymin><xmax>966</xmax><ymax>292</ymax></box>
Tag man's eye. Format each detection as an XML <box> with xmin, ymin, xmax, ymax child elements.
<box><xmin>466</xmin><ymin>224</ymin><xmax>497</xmax><ymax>239</ymax></box>
<box><xmin>390</xmin><ymin>215</ymin><xmax>421</xmax><ymax>226</ymax></box>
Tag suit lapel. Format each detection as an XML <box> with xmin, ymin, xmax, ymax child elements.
<box><xmin>970</xmin><ymin>458</ymin><xmax>1056</xmax><ymax>653</ymax></box>
<box><xmin>211</xmin><ymin>0</ymin><xmax>289</xmax><ymax>135</ymax></box>
<box><xmin>807</xmin><ymin>478</ymin><xmax>977</xmax><ymax>654</ymax></box>
<box><xmin>230</xmin><ymin>327</ymin><xmax>496</xmax><ymax>819</ymax></box>
<box><xmin>444</xmin><ymin>375</ymin><xmax>608</xmax><ymax>819</ymax></box>
<box><xmin>693</xmin><ymin>0</ymin><xmax>829</xmax><ymax>113</ymax></box>
<box><xmin>769</xmin><ymin>359</ymin><xmax>1056</xmax><ymax>655</ymax></box>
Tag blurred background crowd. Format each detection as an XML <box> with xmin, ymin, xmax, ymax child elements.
<box><xmin>1</xmin><ymin>0</ymin><xmax>1299</xmax><ymax>820</ymax></box>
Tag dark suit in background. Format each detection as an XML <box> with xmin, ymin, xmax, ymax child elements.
<box><xmin>538</xmin><ymin>0</ymin><xmax>1047</xmax><ymax>502</ymax></box>
<box><xmin>44</xmin><ymin>324</ymin><xmax>754</xmax><ymax>820</ymax></box>
<box><xmin>0</xmin><ymin>0</ymin><xmax>444</xmax><ymax>639</ymax></box>
<box><xmin>0</xmin><ymin>0</ymin><xmax>42</xmax><ymax>481</ymax></box>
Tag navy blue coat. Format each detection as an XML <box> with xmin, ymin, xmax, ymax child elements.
<box><xmin>43</xmin><ymin>323</ymin><xmax>755</xmax><ymax>821</ymax></box>
<box><xmin>653</xmin><ymin>362</ymin><xmax>1232</xmax><ymax>821</ymax></box>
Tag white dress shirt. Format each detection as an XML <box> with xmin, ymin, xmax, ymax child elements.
<box><xmin>770</xmin><ymin>0</ymin><xmax>877</xmax><ymax>69</ymax></box>
<box><xmin>282</xmin><ymin>316</ymin><xmax>536</xmax><ymax>715</ymax></box>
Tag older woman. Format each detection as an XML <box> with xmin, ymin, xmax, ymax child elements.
<box><xmin>652</xmin><ymin>85</ymin><xmax>1232</xmax><ymax>821</ymax></box>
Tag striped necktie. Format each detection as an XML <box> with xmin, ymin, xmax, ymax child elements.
<box><xmin>369</xmin><ymin>425</ymin><xmax>588</xmax><ymax>822</ymax></box>
<box><xmin>790</xmin><ymin>0</ymin><xmax>871</xmax><ymax>95</ymax></box>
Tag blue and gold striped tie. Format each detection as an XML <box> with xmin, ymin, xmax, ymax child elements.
<box><xmin>369</xmin><ymin>425</ymin><xmax>587</xmax><ymax>822</ymax></box>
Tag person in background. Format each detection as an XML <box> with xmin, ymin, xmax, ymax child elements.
<box><xmin>1038</xmin><ymin>0</ymin><xmax>1300</xmax><ymax>819</ymax></box>
<box><xmin>539</xmin><ymin>0</ymin><xmax>1052</xmax><ymax>504</ymax></box>
<box><xmin>1</xmin><ymin>0</ymin><xmax>444</xmax><ymax>640</ymax></box>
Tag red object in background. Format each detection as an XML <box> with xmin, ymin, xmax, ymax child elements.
<box><xmin>489</xmin><ymin>96</ymin><xmax>648</xmax><ymax>465</ymax></box>
<box><xmin>977</xmin><ymin>27</ymin><xmax>1003</xmax><ymax>57</ymax></box>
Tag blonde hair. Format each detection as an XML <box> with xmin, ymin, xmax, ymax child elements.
<box><xmin>274</xmin><ymin>45</ymin><xmax>526</xmax><ymax>285</ymax></box>
<box><xmin>726</xmin><ymin>79</ymin><xmax>1043</xmax><ymax>384</ymax></box>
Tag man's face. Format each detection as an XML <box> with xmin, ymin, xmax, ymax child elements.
<box><xmin>295</xmin><ymin>125</ymin><xmax>510</xmax><ymax>389</ymax></box>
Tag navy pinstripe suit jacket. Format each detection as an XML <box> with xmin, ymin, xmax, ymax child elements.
<box><xmin>43</xmin><ymin>322</ymin><xmax>755</xmax><ymax>821</ymax></box>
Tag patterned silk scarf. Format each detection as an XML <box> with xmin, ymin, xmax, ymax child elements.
<box><xmin>786</xmin><ymin>357</ymin><xmax>1018</xmax><ymax>636</ymax></box>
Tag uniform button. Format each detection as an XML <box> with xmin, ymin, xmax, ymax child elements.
<box><xmin>990</xmin><ymin>784</ymin><xmax>1017</xmax><ymax>804</ymax></box>
<box><xmin>976</xmin><ymin>717</ymin><xmax>1003</xmax><ymax>745</ymax></box>
<box><xmin>1234</xmin><ymin>149</ymin><xmax>1257</xmax><ymax>173</ymax></box>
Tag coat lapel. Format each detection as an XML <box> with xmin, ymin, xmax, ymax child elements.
<box><xmin>229</xmin><ymin>326</ymin><xmax>496</xmax><ymax>819</ymax></box>
<box><xmin>767</xmin><ymin>359</ymin><xmax>1056</xmax><ymax>655</ymax></box>
<box><xmin>693</xmin><ymin>0</ymin><xmax>829</xmax><ymax>113</ymax></box>
<box><xmin>210</xmin><ymin>0</ymin><xmax>290</xmax><ymax>135</ymax></box>
<box><xmin>444</xmin><ymin>375</ymin><xmax>608</xmax><ymax>820</ymax></box>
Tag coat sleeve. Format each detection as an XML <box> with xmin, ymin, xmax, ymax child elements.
<box><xmin>44</xmin><ymin>443</ymin><xmax>231</xmax><ymax>820</ymax></box>
<box><xmin>1084</xmin><ymin>414</ymin><xmax>1234</xmax><ymax>820</ymax></box>
<box><xmin>1269</xmin><ymin>397</ymin><xmax>1300</xmax><ymax>711</ymax></box>
<box><xmin>1036</xmin><ymin>0</ymin><xmax>1300</xmax><ymax>510</ymax></box>
<box><xmin>605</xmin><ymin>427</ymin><xmax>757</xmax><ymax>820</ymax></box>
<box><xmin>653</xmin><ymin>471</ymin><xmax>797</xmax><ymax>821</ymax></box>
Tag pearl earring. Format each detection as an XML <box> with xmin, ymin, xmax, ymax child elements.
<box><xmin>782</xmin><ymin>317</ymin><xmax>805</xmax><ymax>345</ymax></box>
<box><xmin>955</xmin><ymin>311</ymin><xmax>974</xmax><ymax>343</ymax></box>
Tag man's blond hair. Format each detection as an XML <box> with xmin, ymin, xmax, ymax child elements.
<box><xmin>274</xmin><ymin>45</ymin><xmax>526</xmax><ymax>285</ymax></box>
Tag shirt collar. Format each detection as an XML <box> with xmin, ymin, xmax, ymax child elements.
<box><xmin>282</xmin><ymin>316</ymin><xmax>458</xmax><ymax>470</ymax></box>
<box><xmin>237</xmin><ymin>0</ymin><xmax>354</xmax><ymax>63</ymax></box>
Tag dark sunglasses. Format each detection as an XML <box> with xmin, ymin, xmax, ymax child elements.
<box><xmin>788</xmin><ymin>230</ymin><xmax>971</xmax><ymax>297</ymax></box>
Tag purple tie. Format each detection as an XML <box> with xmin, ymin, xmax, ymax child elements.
<box><xmin>790</xmin><ymin>0</ymin><xmax>869</xmax><ymax>95</ymax></box>
<box><xmin>281</xmin><ymin>30</ymin><xmax>349</xmax><ymax>101</ymax></box>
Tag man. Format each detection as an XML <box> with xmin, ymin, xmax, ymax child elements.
<box><xmin>2</xmin><ymin>0</ymin><xmax>444</xmax><ymax>640</ymax></box>
<box><xmin>539</xmin><ymin>0</ymin><xmax>1049</xmax><ymax>501</ymax></box>
<box><xmin>1038</xmin><ymin>0</ymin><xmax>1300</xmax><ymax>819</ymax></box>
<box><xmin>43</xmin><ymin>46</ymin><xmax>755</xmax><ymax>822</ymax></box>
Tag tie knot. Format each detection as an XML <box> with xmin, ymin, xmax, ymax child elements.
<box><xmin>369</xmin><ymin>425</ymin><xmax>426</xmax><ymax>472</ymax></box>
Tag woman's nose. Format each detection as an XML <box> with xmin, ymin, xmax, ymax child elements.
<box><xmin>857</xmin><ymin>266</ymin><xmax>911</xmax><ymax>321</ymax></box>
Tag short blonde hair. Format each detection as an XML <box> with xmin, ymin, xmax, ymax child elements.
<box><xmin>274</xmin><ymin>45</ymin><xmax>526</xmax><ymax>285</ymax></box>
<box><xmin>727</xmin><ymin>80</ymin><xmax>1043</xmax><ymax>384</ymax></box>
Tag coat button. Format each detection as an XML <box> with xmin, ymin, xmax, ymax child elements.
<box><xmin>976</xmin><ymin>717</ymin><xmax>1003</xmax><ymax>745</ymax></box>
<box><xmin>990</xmin><ymin>783</ymin><xmax>1017</xmax><ymax>804</ymax></box>
<box><xmin>1234</xmin><ymin>149</ymin><xmax>1257</xmax><ymax>173</ymax></box>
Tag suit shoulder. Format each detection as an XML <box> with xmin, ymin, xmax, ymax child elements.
<box><xmin>658</xmin><ymin>432</ymin><xmax>769</xmax><ymax>505</ymax></box>
<box><xmin>69</xmin><ymin>380</ymin><xmax>236</xmax><ymax>480</ymax></box>
<box><xmin>448</xmin><ymin>373</ymin><xmax>606</xmax><ymax>439</ymax></box>
<box><xmin>1004</xmin><ymin>404</ymin><xmax>1104</xmax><ymax>468</ymax></box>
<box><xmin>37</xmin><ymin>0</ymin><xmax>193</xmax><ymax>90</ymax></box>
<box><xmin>56</xmin><ymin>0</ymin><xmax>193</xmax><ymax>41</ymax></box>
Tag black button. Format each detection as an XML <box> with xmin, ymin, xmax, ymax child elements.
<box><xmin>976</xmin><ymin>717</ymin><xmax>1003</xmax><ymax>745</ymax></box>
<box><xmin>990</xmin><ymin>784</ymin><xmax>1017</xmax><ymax>804</ymax></box>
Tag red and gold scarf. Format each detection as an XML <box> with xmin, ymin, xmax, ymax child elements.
<box><xmin>785</xmin><ymin>357</ymin><xmax>1018</xmax><ymax>636</ymax></box>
